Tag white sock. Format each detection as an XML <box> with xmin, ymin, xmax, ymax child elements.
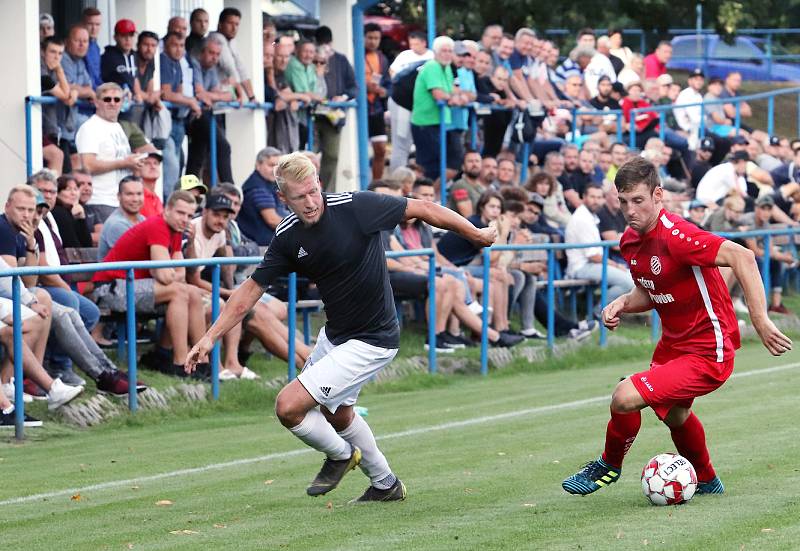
<box><xmin>289</xmin><ymin>408</ymin><xmax>351</xmax><ymax>460</ymax></box>
<box><xmin>338</xmin><ymin>413</ymin><xmax>393</xmax><ymax>486</ymax></box>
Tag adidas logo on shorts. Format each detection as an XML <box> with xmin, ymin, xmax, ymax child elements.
<box><xmin>298</xmin><ymin>246</ymin><xmax>309</xmax><ymax>258</ymax></box>
<box><xmin>320</xmin><ymin>386</ymin><xmax>331</xmax><ymax>397</ymax></box>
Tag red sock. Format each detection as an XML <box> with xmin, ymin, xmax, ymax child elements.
<box><xmin>601</xmin><ymin>409</ymin><xmax>641</xmax><ymax>468</ymax></box>
<box><xmin>670</xmin><ymin>412</ymin><xmax>716</xmax><ymax>481</ymax></box>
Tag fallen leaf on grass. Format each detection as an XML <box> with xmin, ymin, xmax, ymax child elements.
<box><xmin>156</xmin><ymin>500</ymin><xmax>174</xmax><ymax>506</ymax></box>
<box><xmin>70</xmin><ymin>494</ymin><xmax>82</xmax><ymax>501</ymax></box>
<box><xmin>264</xmin><ymin>480</ymin><xmax>274</xmax><ymax>485</ymax></box>
<box><xmin>127</xmin><ymin>544</ymin><xmax>134</xmax><ymax>549</ymax></box>
<box><xmin>616</xmin><ymin>528</ymin><xmax>624</xmax><ymax>539</ymax></box>
<box><xmin>169</xmin><ymin>530</ymin><xmax>199</xmax><ymax>535</ymax></box>
<box><xmin>130</xmin><ymin>486</ymin><xmax>139</xmax><ymax>491</ymax></box>
<box><xmin>762</xmin><ymin>528</ymin><xmax>773</xmax><ymax>533</ymax></box>
<box><xmin>326</xmin><ymin>501</ymin><xmax>333</xmax><ymax>509</ymax></box>
<box><xmin>497</xmin><ymin>452</ymin><xmax>506</xmax><ymax>456</ymax></box>
<box><xmin>213</xmin><ymin>524</ymin><xmax>227</xmax><ymax>529</ymax></box>
<box><xmin>522</xmin><ymin>503</ymin><xmax>536</xmax><ymax>507</ymax></box>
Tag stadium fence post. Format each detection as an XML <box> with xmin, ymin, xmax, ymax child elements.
<box><xmin>615</xmin><ymin>112</ymin><xmax>623</xmax><ymax>144</ymax></box>
<box><xmin>658</xmin><ymin>111</ymin><xmax>666</xmax><ymax>142</ymax></box>
<box><xmin>546</xmin><ymin>249</ymin><xmax>555</xmax><ymax>349</ymax></box>
<box><xmin>734</xmin><ymin>102</ymin><xmax>741</xmax><ymax>135</ymax></box>
<box><xmin>766</xmin><ymin>34</ymin><xmax>773</xmax><ymax>80</ymax></box>
<box><xmin>306</xmin><ymin>109</ymin><xmax>315</xmax><ymax>150</ymax></box>
<box><xmin>287</xmin><ymin>272</ymin><xmax>297</xmax><ymax>381</ymax></box>
<box><xmin>126</xmin><ymin>269</ymin><xmax>138</xmax><ymax>412</ymax></box>
<box><xmin>426</xmin><ymin>0</ymin><xmax>436</xmax><ymax>47</ymax></box>
<box><xmin>25</xmin><ymin>97</ymin><xmax>33</xmax><ymax>178</ymax></box>
<box><xmin>520</xmin><ymin>141</ymin><xmax>530</xmax><ymax>185</ymax></box>
<box><xmin>479</xmin><ymin>248</ymin><xmax>491</xmax><ymax>375</ymax></box>
<box><xmin>439</xmin><ymin>102</ymin><xmax>447</xmax><ymax>206</ymax></box>
<box><xmin>12</xmin><ymin>275</ymin><xmax>24</xmax><ymax>440</ymax></box>
<box><xmin>570</xmin><ymin>107</ymin><xmax>578</xmax><ymax>143</ymax></box>
<box><xmin>763</xmin><ymin>234</ymin><xmax>772</xmax><ymax>304</ymax></box>
<box><xmin>210</xmin><ymin>112</ymin><xmax>218</xmax><ymax>187</ymax></box>
<box><xmin>768</xmin><ymin>96</ymin><xmax>775</xmax><ymax>137</ymax></box>
<box><xmin>599</xmin><ymin>247</ymin><xmax>609</xmax><ymax>348</ymax></box>
<box><xmin>427</xmin><ymin>252</ymin><xmax>437</xmax><ymax>374</ymax></box>
<box><xmin>628</xmin><ymin>109</ymin><xmax>637</xmax><ymax>149</ymax></box>
<box><xmin>699</xmin><ymin>108</ymin><xmax>706</xmax><ymax>138</ymax></box>
<box><xmin>651</xmin><ymin>310</ymin><xmax>660</xmax><ymax>342</ymax></box>
<box><xmin>210</xmin><ymin>264</ymin><xmax>221</xmax><ymax>400</ymax></box>
<box><xmin>351</xmin><ymin>3</ymin><xmax>370</xmax><ymax>191</ymax></box>
<box><xmin>469</xmin><ymin>108</ymin><xmax>478</xmax><ymax>151</ymax></box>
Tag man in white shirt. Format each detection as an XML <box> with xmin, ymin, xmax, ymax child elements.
<box><xmin>584</xmin><ymin>39</ymin><xmax>617</xmax><ymax>98</ymax></box>
<box><xmin>76</xmin><ymin>82</ymin><xmax>142</xmax><ymax>223</ymax></box>
<box><xmin>388</xmin><ymin>30</ymin><xmax>434</xmax><ymax>171</ymax></box>
<box><xmin>674</xmin><ymin>68</ymin><xmax>705</xmax><ymax>149</ymax></box>
<box><xmin>565</xmin><ymin>185</ymin><xmax>633</xmax><ymax>316</ymax></box>
<box><xmin>695</xmin><ymin>150</ymin><xmax>750</xmax><ymax>206</ymax></box>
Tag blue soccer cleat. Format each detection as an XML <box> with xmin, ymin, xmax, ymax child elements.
<box><xmin>562</xmin><ymin>457</ymin><xmax>621</xmax><ymax>495</ymax></box>
<box><xmin>696</xmin><ymin>476</ymin><xmax>725</xmax><ymax>495</ymax></box>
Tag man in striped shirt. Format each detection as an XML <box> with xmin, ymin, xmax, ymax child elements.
<box><xmin>563</xmin><ymin>157</ymin><xmax>792</xmax><ymax>497</ymax></box>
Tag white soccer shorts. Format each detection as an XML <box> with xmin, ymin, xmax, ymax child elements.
<box><xmin>297</xmin><ymin>327</ymin><xmax>397</xmax><ymax>413</ymax></box>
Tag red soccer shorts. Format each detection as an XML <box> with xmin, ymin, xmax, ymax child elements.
<box><xmin>631</xmin><ymin>354</ymin><xmax>735</xmax><ymax>420</ymax></box>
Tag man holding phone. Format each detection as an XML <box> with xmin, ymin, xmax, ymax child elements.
<box><xmin>76</xmin><ymin>82</ymin><xmax>144</xmax><ymax>224</ymax></box>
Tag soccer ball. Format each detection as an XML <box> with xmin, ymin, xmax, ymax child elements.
<box><xmin>641</xmin><ymin>453</ymin><xmax>698</xmax><ymax>506</ymax></box>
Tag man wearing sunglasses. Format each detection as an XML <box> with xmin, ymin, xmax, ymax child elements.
<box><xmin>76</xmin><ymin>82</ymin><xmax>144</xmax><ymax>225</ymax></box>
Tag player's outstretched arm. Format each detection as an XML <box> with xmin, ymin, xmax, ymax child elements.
<box><xmin>602</xmin><ymin>286</ymin><xmax>652</xmax><ymax>330</ymax></box>
<box><xmin>405</xmin><ymin>198</ymin><xmax>497</xmax><ymax>247</ymax></box>
<box><xmin>185</xmin><ymin>278</ymin><xmax>264</xmax><ymax>373</ymax></box>
<box><xmin>716</xmin><ymin>240</ymin><xmax>793</xmax><ymax>356</ymax></box>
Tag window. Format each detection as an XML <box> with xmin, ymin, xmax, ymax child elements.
<box><xmin>671</xmin><ymin>37</ymin><xmax>707</xmax><ymax>59</ymax></box>
<box><xmin>714</xmin><ymin>38</ymin><xmax>763</xmax><ymax>61</ymax></box>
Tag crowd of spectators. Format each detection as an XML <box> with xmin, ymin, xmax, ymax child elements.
<box><xmin>7</xmin><ymin>9</ymin><xmax>798</xmax><ymax>426</ymax></box>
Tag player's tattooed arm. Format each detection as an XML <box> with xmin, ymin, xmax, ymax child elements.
<box><xmin>716</xmin><ymin>240</ymin><xmax>793</xmax><ymax>356</ymax></box>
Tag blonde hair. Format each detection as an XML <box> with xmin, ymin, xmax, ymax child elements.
<box><xmin>274</xmin><ymin>151</ymin><xmax>317</xmax><ymax>192</ymax></box>
<box><xmin>7</xmin><ymin>185</ymin><xmax>36</xmax><ymax>203</ymax></box>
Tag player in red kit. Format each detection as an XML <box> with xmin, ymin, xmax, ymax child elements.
<box><xmin>563</xmin><ymin>157</ymin><xmax>793</xmax><ymax>496</ymax></box>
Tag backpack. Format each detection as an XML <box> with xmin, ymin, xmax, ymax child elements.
<box><xmin>390</xmin><ymin>60</ymin><xmax>428</xmax><ymax>111</ymax></box>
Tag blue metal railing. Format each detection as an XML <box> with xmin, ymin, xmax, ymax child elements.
<box><xmin>476</xmin><ymin>226</ymin><xmax>800</xmax><ymax>375</ymax></box>
<box><xmin>0</xmin><ymin>248</ymin><xmax>436</xmax><ymax>439</ymax></box>
<box><xmin>627</xmin><ymin>86</ymin><xmax>800</xmax><ymax>149</ymax></box>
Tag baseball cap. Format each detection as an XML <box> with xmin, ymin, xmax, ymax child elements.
<box><xmin>147</xmin><ymin>152</ymin><xmax>163</xmax><ymax>162</ymax></box>
<box><xmin>731</xmin><ymin>150</ymin><xmax>750</xmax><ymax>162</ymax></box>
<box><xmin>205</xmin><ymin>193</ymin><xmax>235</xmax><ymax>213</ymax></box>
<box><xmin>688</xmin><ymin>67</ymin><xmax>705</xmax><ymax>79</ymax></box>
<box><xmin>688</xmin><ymin>199</ymin><xmax>707</xmax><ymax>210</ymax></box>
<box><xmin>33</xmin><ymin>190</ymin><xmax>48</xmax><ymax>207</ymax></box>
<box><xmin>454</xmin><ymin>41</ymin><xmax>469</xmax><ymax>56</ymax></box>
<box><xmin>731</xmin><ymin>135</ymin><xmax>749</xmax><ymax>145</ymax></box>
<box><xmin>699</xmin><ymin>137</ymin><xmax>715</xmax><ymax>152</ymax></box>
<box><xmin>625</xmin><ymin>80</ymin><xmax>643</xmax><ymax>91</ymax></box>
<box><xmin>611</xmin><ymin>81</ymin><xmax>627</xmax><ymax>96</ymax></box>
<box><xmin>769</xmin><ymin>135</ymin><xmax>781</xmax><ymax>146</ymax></box>
<box><xmin>656</xmin><ymin>74</ymin><xmax>673</xmax><ymax>86</ymax></box>
<box><xmin>527</xmin><ymin>192</ymin><xmax>545</xmax><ymax>208</ymax></box>
<box><xmin>756</xmin><ymin>194</ymin><xmax>775</xmax><ymax>207</ymax></box>
<box><xmin>179</xmin><ymin>174</ymin><xmax>208</xmax><ymax>193</ymax></box>
<box><xmin>114</xmin><ymin>19</ymin><xmax>137</xmax><ymax>35</ymax></box>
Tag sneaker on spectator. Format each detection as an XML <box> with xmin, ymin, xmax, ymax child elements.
<box><xmin>192</xmin><ymin>363</ymin><xmax>211</xmax><ymax>382</ymax></box>
<box><xmin>439</xmin><ymin>332</ymin><xmax>466</xmax><ymax>349</ymax></box>
<box><xmin>568</xmin><ymin>327</ymin><xmax>592</xmax><ymax>341</ymax></box>
<box><xmin>219</xmin><ymin>368</ymin><xmax>239</xmax><ymax>381</ymax></box>
<box><xmin>2</xmin><ymin>379</ymin><xmax>33</xmax><ymax>403</ymax></box>
<box><xmin>47</xmin><ymin>378</ymin><xmax>83</xmax><ymax>410</ymax></box>
<box><xmin>446</xmin><ymin>332</ymin><xmax>475</xmax><ymax>347</ymax></box>
<box><xmin>96</xmin><ymin>370</ymin><xmax>146</xmax><ymax>396</ymax></box>
<box><xmin>424</xmin><ymin>334</ymin><xmax>456</xmax><ymax>353</ymax></box>
<box><xmin>239</xmin><ymin>367</ymin><xmax>261</xmax><ymax>380</ymax></box>
<box><xmin>23</xmin><ymin>378</ymin><xmax>48</xmax><ymax>400</ymax></box>
<box><xmin>768</xmin><ymin>304</ymin><xmax>791</xmax><ymax>315</ymax></box>
<box><xmin>48</xmin><ymin>368</ymin><xmax>85</xmax><ymax>387</ymax></box>
<box><xmin>0</xmin><ymin>405</ymin><xmax>43</xmax><ymax>428</ymax></box>
<box><xmin>520</xmin><ymin>328</ymin><xmax>546</xmax><ymax>339</ymax></box>
<box><xmin>467</xmin><ymin>302</ymin><xmax>483</xmax><ymax>316</ymax></box>
<box><xmin>578</xmin><ymin>319</ymin><xmax>599</xmax><ymax>332</ymax></box>
<box><xmin>490</xmin><ymin>332</ymin><xmax>524</xmax><ymax>347</ymax></box>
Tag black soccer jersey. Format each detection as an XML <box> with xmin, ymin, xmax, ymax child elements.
<box><xmin>251</xmin><ymin>191</ymin><xmax>408</xmax><ymax>349</ymax></box>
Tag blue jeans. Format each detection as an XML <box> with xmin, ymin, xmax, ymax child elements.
<box><xmin>43</xmin><ymin>286</ymin><xmax>100</xmax><ymax>372</ymax></box>
<box><xmin>411</xmin><ymin>123</ymin><xmax>441</xmax><ymax>180</ymax></box>
<box><xmin>571</xmin><ymin>263</ymin><xmax>634</xmax><ymax>316</ymax></box>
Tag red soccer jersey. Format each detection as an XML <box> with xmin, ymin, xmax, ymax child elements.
<box><xmin>620</xmin><ymin>209</ymin><xmax>740</xmax><ymax>363</ymax></box>
<box><xmin>93</xmin><ymin>216</ymin><xmax>182</xmax><ymax>282</ymax></box>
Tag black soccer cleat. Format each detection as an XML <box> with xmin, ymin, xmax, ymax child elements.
<box><xmin>349</xmin><ymin>479</ymin><xmax>407</xmax><ymax>503</ymax></box>
<box><xmin>306</xmin><ymin>445</ymin><xmax>362</xmax><ymax>496</ymax></box>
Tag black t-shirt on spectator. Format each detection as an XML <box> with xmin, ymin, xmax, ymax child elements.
<box><xmin>0</xmin><ymin>214</ymin><xmax>26</xmax><ymax>260</ymax></box>
<box><xmin>596</xmin><ymin>205</ymin><xmax>627</xmax><ymax>235</ymax></box>
<box><xmin>251</xmin><ymin>191</ymin><xmax>408</xmax><ymax>349</ymax></box>
<box><xmin>589</xmin><ymin>96</ymin><xmax>621</xmax><ymax>111</ymax></box>
<box><xmin>437</xmin><ymin>214</ymin><xmax>485</xmax><ymax>266</ymax></box>
<box><xmin>689</xmin><ymin>159</ymin><xmax>712</xmax><ymax>189</ymax></box>
<box><xmin>560</xmin><ymin>170</ymin><xmax>593</xmax><ymax>205</ymax></box>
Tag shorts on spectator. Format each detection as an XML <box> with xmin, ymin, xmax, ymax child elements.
<box><xmin>91</xmin><ymin>279</ymin><xmax>165</xmax><ymax>315</ymax></box>
<box><xmin>84</xmin><ymin>204</ymin><xmax>117</xmax><ymax>225</ymax></box>
<box><xmin>0</xmin><ymin>298</ymin><xmax>37</xmax><ymax>327</ymax></box>
<box><xmin>298</xmin><ymin>327</ymin><xmax>397</xmax><ymax>413</ymax></box>
<box><xmin>368</xmin><ymin>113</ymin><xmax>388</xmax><ymax>142</ymax></box>
<box><xmin>388</xmin><ymin>271</ymin><xmax>430</xmax><ymax>299</ymax></box>
<box><xmin>57</xmin><ymin>138</ymin><xmax>77</xmax><ymax>155</ymax></box>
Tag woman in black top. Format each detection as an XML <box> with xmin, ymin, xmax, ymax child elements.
<box><xmin>51</xmin><ymin>174</ymin><xmax>92</xmax><ymax>248</ymax></box>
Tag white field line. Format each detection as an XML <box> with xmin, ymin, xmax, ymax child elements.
<box><xmin>2</xmin><ymin>361</ymin><xmax>798</xmax><ymax>507</ymax></box>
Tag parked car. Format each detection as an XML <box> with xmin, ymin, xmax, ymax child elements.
<box><xmin>263</xmin><ymin>0</ymin><xmax>318</xmax><ymax>37</ymax></box>
<box><xmin>668</xmin><ymin>34</ymin><xmax>800</xmax><ymax>82</ymax></box>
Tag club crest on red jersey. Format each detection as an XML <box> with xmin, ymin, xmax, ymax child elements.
<box><xmin>650</xmin><ymin>255</ymin><xmax>662</xmax><ymax>275</ymax></box>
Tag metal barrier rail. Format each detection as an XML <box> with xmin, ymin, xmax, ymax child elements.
<box><xmin>476</xmin><ymin>226</ymin><xmax>800</xmax><ymax>375</ymax></box>
<box><xmin>0</xmin><ymin>248</ymin><xmax>436</xmax><ymax>440</ymax></box>
<box><xmin>627</xmin><ymin>86</ymin><xmax>800</xmax><ymax>149</ymax></box>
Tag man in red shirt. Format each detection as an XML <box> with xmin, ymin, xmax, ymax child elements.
<box><xmin>137</xmin><ymin>152</ymin><xmax>164</xmax><ymax>218</ymax></box>
<box><xmin>92</xmin><ymin>190</ymin><xmax>208</xmax><ymax>376</ymax></box>
<box><xmin>563</xmin><ymin>157</ymin><xmax>792</xmax><ymax>496</ymax></box>
<box><xmin>643</xmin><ymin>41</ymin><xmax>672</xmax><ymax>79</ymax></box>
